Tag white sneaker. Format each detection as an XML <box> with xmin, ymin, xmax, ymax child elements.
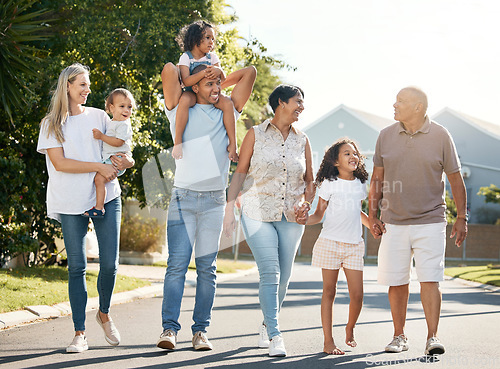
<box><xmin>385</xmin><ymin>334</ymin><xmax>409</xmax><ymax>353</ymax></box>
<box><xmin>269</xmin><ymin>335</ymin><xmax>286</xmax><ymax>357</ymax></box>
<box><xmin>95</xmin><ymin>311</ymin><xmax>120</xmax><ymax>346</ymax></box>
<box><xmin>258</xmin><ymin>323</ymin><xmax>270</xmax><ymax>348</ymax></box>
<box><xmin>192</xmin><ymin>331</ymin><xmax>213</xmax><ymax>351</ymax></box>
<box><xmin>425</xmin><ymin>337</ymin><xmax>445</xmax><ymax>355</ymax></box>
<box><xmin>66</xmin><ymin>335</ymin><xmax>88</xmax><ymax>353</ymax></box>
<box><xmin>157</xmin><ymin>329</ymin><xmax>177</xmax><ymax>350</ymax></box>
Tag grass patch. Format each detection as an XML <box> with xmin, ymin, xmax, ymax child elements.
<box><xmin>444</xmin><ymin>265</ymin><xmax>500</xmax><ymax>287</ymax></box>
<box><xmin>0</xmin><ymin>266</ymin><xmax>150</xmax><ymax>313</ymax></box>
<box><xmin>152</xmin><ymin>258</ymin><xmax>255</xmax><ymax>274</ymax></box>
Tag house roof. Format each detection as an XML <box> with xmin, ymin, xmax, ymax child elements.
<box><xmin>303</xmin><ymin>104</ymin><xmax>393</xmax><ymax>133</ymax></box>
<box><xmin>433</xmin><ymin>107</ymin><xmax>500</xmax><ymax>141</ymax></box>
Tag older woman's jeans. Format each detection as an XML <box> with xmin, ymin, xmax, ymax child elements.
<box><xmin>241</xmin><ymin>213</ymin><xmax>304</xmax><ymax>340</ymax></box>
<box><xmin>161</xmin><ymin>188</ymin><xmax>225</xmax><ymax>335</ymax></box>
<box><xmin>60</xmin><ymin>197</ymin><xmax>121</xmax><ymax>332</ymax></box>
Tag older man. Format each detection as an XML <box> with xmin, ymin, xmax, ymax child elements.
<box><xmin>369</xmin><ymin>87</ymin><xmax>467</xmax><ymax>355</ymax></box>
<box><xmin>157</xmin><ymin>62</ymin><xmax>256</xmax><ymax>351</ymax></box>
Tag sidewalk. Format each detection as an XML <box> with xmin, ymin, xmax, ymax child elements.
<box><xmin>0</xmin><ymin>261</ymin><xmax>257</xmax><ymax>330</ymax></box>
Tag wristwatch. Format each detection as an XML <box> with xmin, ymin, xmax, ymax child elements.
<box><xmin>457</xmin><ymin>213</ymin><xmax>469</xmax><ymax>221</ymax></box>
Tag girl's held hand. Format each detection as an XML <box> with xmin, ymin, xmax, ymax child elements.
<box><xmin>294</xmin><ymin>203</ymin><xmax>309</xmax><ymax>225</ymax></box>
<box><xmin>369</xmin><ymin>218</ymin><xmax>386</xmax><ymax>239</ymax></box>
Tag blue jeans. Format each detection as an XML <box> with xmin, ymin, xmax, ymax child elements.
<box><xmin>60</xmin><ymin>197</ymin><xmax>121</xmax><ymax>332</ymax></box>
<box><xmin>162</xmin><ymin>187</ymin><xmax>225</xmax><ymax>335</ymax></box>
<box><xmin>241</xmin><ymin>213</ymin><xmax>304</xmax><ymax>339</ymax></box>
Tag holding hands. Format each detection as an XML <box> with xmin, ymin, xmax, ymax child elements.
<box><xmin>295</xmin><ymin>201</ymin><xmax>311</xmax><ymax>225</ymax></box>
<box><xmin>368</xmin><ymin>217</ymin><xmax>385</xmax><ymax>239</ymax></box>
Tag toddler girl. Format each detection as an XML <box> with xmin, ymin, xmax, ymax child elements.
<box><xmin>85</xmin><ymin>88</ymin><xmax>134</xmax><ymax>217</ymax></box>
<box><xmin>172</xmin><ymin>20</ymin><xmax>238</xmax><ymax>162</ymax></box>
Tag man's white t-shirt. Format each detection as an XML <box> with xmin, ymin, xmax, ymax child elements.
<box><xmin>317</xmin><ymin>178</ymin><xmax>367</xmax><ymax>244</ymax></box>
<box><xmin>37</xmin><ymin>107</ymin><xmax>121</xmax><ymax>222</ymax></box>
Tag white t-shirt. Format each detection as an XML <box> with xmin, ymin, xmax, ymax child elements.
<box><xmin>102</xmin><ymin>118</ymin><xmax>132</xmax><ymax>160</ymax></box>
<box><xmin>317</xmin><ymin>178</ymin><xmax>368</xmax><ymax>243</ymax></box>
<box><xmin>37</xmin><ymin>107</ymin><xmax>121</xmax><ymax>222</ymax></box>
<box><xmin>178</xmin><ymin>51</ymin><xmax>220</xmax><ymax>68</ymax></box>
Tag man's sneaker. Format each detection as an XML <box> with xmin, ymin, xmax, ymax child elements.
<box><xmin>157</xmin><ymin>329</ymin><xmax>177</xmax><ymax>350</ymax></box>
<box><xmin>192</xmin><ymin>331</ymin><xmax>213</xmax><ymax>351</ymax></box>
<box><xmin>425</xmin><ymin>337</ymin><xmax>445</xmax><ymax>355</ymax></box>
<box><xmin>66</xmin><ymin>335</ymin><xmax>88</xmax><ymax>353</ymax></box>
<box><xmin>258</xmin><ymin>323</ymin><xmax>270</xmax><ymax>348</ymax></box>
<box><xmin>269</xmin><ymin>335</ymin><xmax>287</xmax><ymax>357</ymax></box>
<box><xmin>385</xmin><ymin>334</ymin><xmax>409</xmax><ymax>353</ymax></box>
<box><xmin>95</xmin><ymin>311</ymin><xmax>120</xmax><ymax>346</ymax></box>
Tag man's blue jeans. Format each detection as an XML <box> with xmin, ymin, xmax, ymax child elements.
<box><xmin>241</xmin><ymin>213</ymin><xmax>304</xmax><ymax>340</ymax></box>
<box><xmin>60</xmin><ymin>197</ymin><xmax>121</xmax><ymax>332</ymax></box>
<box><xmin>161</xmin><ymin>187</ymin><xmax>225</xmax><ymax>335</ymax></box>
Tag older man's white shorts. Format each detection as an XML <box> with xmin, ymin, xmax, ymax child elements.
<box><xmin>377</xmin><ymin>223</ymin><xmax>446</xmax><ymax>286</ymax></box>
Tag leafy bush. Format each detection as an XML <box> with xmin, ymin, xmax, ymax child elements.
<box><xmin>120</xmin><ymin>214</ymin><xmax>163</xmax><ymax>253</ymax></box>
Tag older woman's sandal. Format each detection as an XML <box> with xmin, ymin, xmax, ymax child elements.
<box><xmin>83</xmin><ymin>207</ymin><xmax>105</xmax><ymax>217</ymax></box>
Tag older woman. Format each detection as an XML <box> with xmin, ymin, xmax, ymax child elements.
<box><xmin>223</xmin><ymin>84</ymin><xmax>314</xmax><ymax>357</ymax></box>
<box><xmin>37</xmin><ymin>63</ymin><xmax>134</xmax><ymax>353</ymax></box>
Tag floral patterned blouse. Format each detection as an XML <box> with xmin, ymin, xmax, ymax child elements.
<box><xmin>241</xmin><ymin>119</ymin><xmax>308</xmax><ymax>222</ymax></box>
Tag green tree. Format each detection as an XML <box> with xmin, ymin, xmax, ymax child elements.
<box><xmin>0</xmin><ymin>0</ymin><xmax>287</xmax><ymax>266</ymax></box>
<box><xmin>478</xmin><ymin>184</ymin><xmax>500</xmax><ymax>224</ymax></box>
<box><xmin>478</xmin><ymin>184</ymin><xmax>500</xmax><ymax>204</ymax></box>
<box><xmin>445</xmin><ymin>190</ymin><xmax>457</xmax><ymax>224</ymax></box>
<box><xmin>0</xmin><ymin>0</ymin><xmax>50</xmax><ymax>123</ymax></box>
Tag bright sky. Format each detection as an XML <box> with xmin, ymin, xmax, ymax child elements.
<box><xmin>226</xmin><ymin>0</ymin><xmax>500</xmax><ymax>129</ymax></box>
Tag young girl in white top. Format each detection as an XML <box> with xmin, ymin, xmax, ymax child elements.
<box><xmin>85</xmin><ymin>88</ymin><xmax>134</xmax><ymax>217</ymax></box>
<box><xmin>172</xmin><ymin>20</ymin><xmax>238</xmax><ymax>162</ymax></box>
<box><xmin>297</xmin><ymin>138</ymin><xmax>374</xmax><ymax>355</ymax></box>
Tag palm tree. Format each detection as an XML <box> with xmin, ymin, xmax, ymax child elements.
<box><xmin>0</xmin><ymin>0</ymin><xmax>50</xmax><ymax>123</ymax></box>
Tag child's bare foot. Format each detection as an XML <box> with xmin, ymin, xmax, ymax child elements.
<box><xmin>227</xmin><ymin>144</ymin><xmax>238</xmax><ymax>162</ymax></box>
<box><xmin>172</xmin><ymin>144</ymin><xmax>183</xmax><ymax>159</ymax></box>
<box><xmin>345</xmin><ymin>326</ymin><xmax>357</xmax><ymax>347</ymax></box>
<box><xmin>324</xmin><ymin>341</ymin><xmax>345</xmax><ymax>355</ymax></box>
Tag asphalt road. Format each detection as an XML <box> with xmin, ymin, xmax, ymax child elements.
<box><xmin>1</xmin><ymin>264</ymin><xmax>499</xmax><ymax>369</ymax></box>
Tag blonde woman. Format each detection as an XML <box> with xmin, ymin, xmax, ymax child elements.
<box><xmin>37</xmin><ymin>63</ymin><xmax>134</xmax><ymax>353</ymax></box>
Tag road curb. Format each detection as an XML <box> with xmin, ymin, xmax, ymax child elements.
<box><xmin>0</xmin><ymin>266</ymin><xmax>257</xmax><ymax>331</ymax></box>
<box><xmin>444</xmin><ymin>274</ymin><xmax>500</xmax><ymax>292</ymax></box>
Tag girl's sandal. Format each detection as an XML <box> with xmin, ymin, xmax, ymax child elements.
<box><xmin>83</xmin><ymin>207</ymin><xmax>105</xmax><ymax>218</ymax></box>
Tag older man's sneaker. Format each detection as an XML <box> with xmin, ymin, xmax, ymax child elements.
<box><xmin>95</xmin><ymin>311</ymin><xmax>120</xmax><ymax>346</ymax></box>
<box><xmin>425</xmin><ymin>337</ymin><xmax>445</xmax><ymax>355</ymax></box>
<box><xmin>385</xmin><ymin>334</ymin><xmax>409</xmax><ymax>353</ymax></box>
<box><xmin>157</xmin><ymin>329</ymin><xmax>177</xmax><ymax>350</ymax></box>
<box><xmin>192</xmin><ymin>331</ymin><xmax>213</xmax><ymax>350</ymax></box>
<box><xmin>258</xmin><ymin>323</ymin><xmax>270</xmax><ymax>348</ymax></box>
<box><xmin>269</xmin><ymin>335</ymin><xmax>287</xmax><ymax>357</ymax></box>
<box><xmin>66</xmin><ymin>335</ymin><xmax>88</xmax><ymax>353</ymax></box>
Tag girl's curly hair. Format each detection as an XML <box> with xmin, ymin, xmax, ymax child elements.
<box><xmin>315</xmin><ymin>137</ymin><xmax>369</xmax><ymax>187</ymax></box>
<box><xmin>175</xmin><ymin>20</ymin><xmax>213</xmax><ymax>52</ymax></box>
